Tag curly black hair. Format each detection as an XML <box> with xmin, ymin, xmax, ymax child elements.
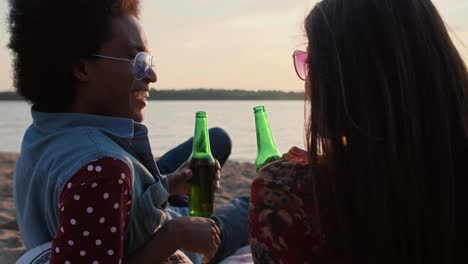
<box><xmin>8</xmin><ymin>0</ymin><xmax>140</xmax><ymax>112</ymax></box>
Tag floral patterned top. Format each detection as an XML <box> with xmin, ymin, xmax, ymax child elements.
<box><xmin>249</xmin><ymin>147</ymin><xmax>324</xmax><ymax>264</ymax></box>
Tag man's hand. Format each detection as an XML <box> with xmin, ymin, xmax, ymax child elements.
<box><xmin>126</xmin><ymin>215</ymin><xmax>221</xmax><ymax>264</ymax></box>
<box><xmin>167</xmin><ymin>159</ymin><xmax>221</xmax><ymax>195</ymax></box>
<box><xmin>167</xmin><ymin>216</ymin><xmax>222</xmax><ymax>263</ymax></box>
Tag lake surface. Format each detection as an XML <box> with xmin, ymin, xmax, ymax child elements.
<box><xmin>0</xmin><ymin>101</ymin><xmax>306</xmax><ymax>162</ymax></box>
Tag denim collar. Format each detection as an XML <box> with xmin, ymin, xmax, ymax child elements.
<box><xmin>31</xmin><ymin>110</ymin><xmax>143</xmax><ymax>139</ymax></box>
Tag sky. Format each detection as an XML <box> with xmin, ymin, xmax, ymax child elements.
<box><xmin>0</xmin><ymin>0</ymin><xmax>467</xmax><ymax>92</ymax></box>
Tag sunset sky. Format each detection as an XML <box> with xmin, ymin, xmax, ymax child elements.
<box><xmin>0</xmin><ymin>0</ymin><xmax>466</xmax><ymax>92</ymax></box>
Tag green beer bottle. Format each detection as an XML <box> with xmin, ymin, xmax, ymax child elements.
<box><xmin>188</xmin><ymin>111</ymin><xmax>216</xmax><ymax>217</ymax></box>
<box><xmin>254</xmin><ymin>106</ymin><xmax>282</xmax><ymax>172</ymax></box>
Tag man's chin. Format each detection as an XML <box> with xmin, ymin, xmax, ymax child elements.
<box><xmin>131</xmin><ymin>111</ymin><xmax>144</xmax><ymax>123</ymax></box>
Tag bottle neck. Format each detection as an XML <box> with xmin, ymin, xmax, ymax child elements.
<box><xmin>255</xmin><ymin>111</ymin><xmax>279</xmax><ymax>154</ymax></box>
<box><xmin>191</xmin><ymin>116</ymin><xmax>212</xmax><ymax>158</ymax></box>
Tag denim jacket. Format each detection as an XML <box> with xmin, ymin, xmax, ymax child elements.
<box><xmin>14</xmin><ymin>110</ymin><xmax>170</xmax><ymax>255</ymax></box>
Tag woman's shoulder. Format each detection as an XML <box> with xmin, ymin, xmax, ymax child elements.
<box><xmin>256</xmin><ymin>146</ymin><xmax>311</xmax><ymax>189</ymax></box>
<box><xmin>249</xmin><ymin>146</ymin><xmax>324</xmax><ymax>263</ymax></box>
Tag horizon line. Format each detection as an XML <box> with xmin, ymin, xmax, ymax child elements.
<box><xmin>0</xmin><ymin>88</ymin><xmax>305</xmax><ymax>93</ymax></box>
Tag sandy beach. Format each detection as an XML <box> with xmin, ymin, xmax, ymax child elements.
<box><xmin>0</xmin><ymin>152</ymin><xmax>255</xmax><ymax>263</ymax></box>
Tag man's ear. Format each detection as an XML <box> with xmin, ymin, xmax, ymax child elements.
<box><xmin>72</xmin><ymin>58</ymin><xmax>92</xmax><ymax>82</ymax></box>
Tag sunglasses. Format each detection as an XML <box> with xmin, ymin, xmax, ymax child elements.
<box><xmin>292</xmin><ymin>50</ymin><xmax>308</xmax><ymax>81</ymax></box>
<box><xmin>93</xmin><ymin>51</ymin><xmax>155</xmax><ymax>80</ymax></box>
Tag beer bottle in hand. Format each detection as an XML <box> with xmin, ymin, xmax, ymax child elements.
<box><xmin>254</xmin><ymin>106</ymin><xmax>282</xmax><ymax>172</ymax></box>
<box><xmin>188</xmin><ymin>111</ymin><xmax>216</xmax><ymax>217</ymax></box>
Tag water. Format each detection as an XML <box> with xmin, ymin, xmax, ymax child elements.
<box><xmin>0</xmin><ymin>101</ymin><xmax>306</xmax><ymax>162</ymax></box>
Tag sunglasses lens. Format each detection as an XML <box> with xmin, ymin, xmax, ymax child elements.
<box><xmin>294</xmin><ymin>51</ymin><xmax>308</xmax><ymax>80</ymax></box>
<box><xmin>133</xmin><ymin>52</ymin><xmax>151</xmax><ymax>80</ymax></box>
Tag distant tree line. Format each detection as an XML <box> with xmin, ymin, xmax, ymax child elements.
<box><xmin>0</xmin><ymin>91</ymin><xmax>22</xmax><ymax>100</ymax></box>
<box><xmin>149</xmin><ymin>89</ymin><xmax>304</xmax><ymax>100</ymax></box>
<box><xmin>0</xmin><ymin>89</ymin><xmax>304</xmax><ymax>101</ymax></box>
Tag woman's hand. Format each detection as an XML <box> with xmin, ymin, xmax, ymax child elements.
<box><xmin>167</xmin><ymin>160</ymin><xmax>221</xmax><ymax>195</ymax></box>
<box><xmin>168</xmin><ymin>216</ymin><xmax>221</xmax><ymax>263</ymax></box>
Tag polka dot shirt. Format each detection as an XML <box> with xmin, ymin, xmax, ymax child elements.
<box><xmin>50</xmin><ymin>157</ymin><xmax>132</xmax><ymax>264</ymax></box>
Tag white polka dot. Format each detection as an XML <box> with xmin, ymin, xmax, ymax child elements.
<box><xmin>91</xmin><ymin>182</ymin><xmax>98</xmax><ymax>188</ymax></box>
<box><xmin>124</xmin><ymin>190</ymin><xmax>128</xmax><ymax>195</ymax></box>
<box><xmin>67</xmin><ymin>182</ymin><xmax>72</xmax><ymax>189</ymax></box>
<box><xmin>95</xmin><ymin>166</ymin><xmax>102</xmax><ymax>172</ymax></box>
<box><xmin>87</xmin><ymin>165</ymin><xmax>94</xmax><ymax>171</ymax></box>
<box><xmin>114</xmin><ymin>203</ymin><xmax>119</xmax><ymax>209</ymax></box>
<box><xmin>107</xmin><ymin>249</ymin><xmax>114</xmax><ymax>256</ymax></box>
<box><xmin>61</xmin><ymin>206</ymin><xmax>64</xmax><ymax>212</ymax></box>
<box><xmin>93</xmin><ymin>261</ymin><xmax>99</xmax><ymax>264</ymax></box>
<box><xmin>70</xmin><ymin>219</ymin><xmax>77</xmax><ymax>225</ymax></box>
<box><xmin>95</xmin><ymin>239</ymin><xmax>102</xmax><ymax>246</ymax></box>
<box><xmin>60</xmin><ymin>226</ymin><xmax>64</xmax><ymax>233</ymax></box>
<box><xmin>80</xmin><ymin>250</ymin><xmax>86</xmax><ymax>256</ymax></box>
<box><xmin>110</xmin><ymin>226</ymin><xmax>117</xmax><ymax>233</ymax></box>
<box><xmin>81</xmin><ymin>182</ymin><xmax>86</xmax><ymax>186</ymax></box>
<box><xmin>87</xmin><ymin>207</ymin><xmax>94</xmax><ymax>213</ymax></box>
<box><xmin>120</xmin><ymin>173</ymin><xmax>126</xmax><ymax>179</ymax></box>
<box><xmin>55</xmin><ymin>247</ymin><xmax>60</xmax><ymax>253</ymax></box>
<box><xmin>118</xmin><ymin>179</ymin><xmax>123</xmax><ymax>184</ymax></box>
<box><xmin>99</xmin><ymin>217</ymin><xmax>105</xmax><ymax>223</ymax></box>
<box><xmin>73</xmin><ymin>195</ymin><xmax>80</xmax><ymax>201</ymax></box>
<box><xmin>103</xmin><ymin>193</ymin><xmax>109</xmax><ymax>199</ymax></box>
<box><xmin>119</xmin><ymin>259</ymin><xmax>122</xmax><ymax>264</ymax></box>
<box><xmin>65</xmin><ymin>261</ymin><xmax>71</xmax><ymax>264</ymax></box>
<box><xmin>83</xmin><ymin>230</ymin><xmax>89</xmax><ymax>236</ymax></box>
<box><xmin>68</xmin><ymin>240</ymin><xmax>74</xmax><ymax>246</ymax></box>
<box><xmin>126</xmin><ymin>200</ymin><xmax>131</xmax><ymax>205</ymax></box>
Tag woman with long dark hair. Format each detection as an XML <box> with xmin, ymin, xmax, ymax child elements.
<box><xmin>249</xmin><ymin>0</ymin><xmax>468</xmax><ymax>263</ymax></box>
<box><xmin>295</xmin><ymin>0</ymin><xmax>468</xmax><ymax>262</ymax></box>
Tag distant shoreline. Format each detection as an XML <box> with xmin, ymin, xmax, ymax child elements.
<box><xmin>0</xmin><ymin>89</ymin><xmax>305</xmax><ymax>101</ymax></box>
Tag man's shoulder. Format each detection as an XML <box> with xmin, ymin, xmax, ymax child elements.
<box><xmin>45</xmin><ymin>126</ymin><xmax>125</xmax><ymax>154</ymax></box>
<box><xmin>18</xmin><ymin>126</ymin><xmax>133</xmax><ymax>183</ymax></box>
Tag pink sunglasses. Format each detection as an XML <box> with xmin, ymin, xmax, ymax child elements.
<box><xmin>292</xmin><ymin>50</ymin><xmax>308</xmax><ymax>81</ymax></box>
